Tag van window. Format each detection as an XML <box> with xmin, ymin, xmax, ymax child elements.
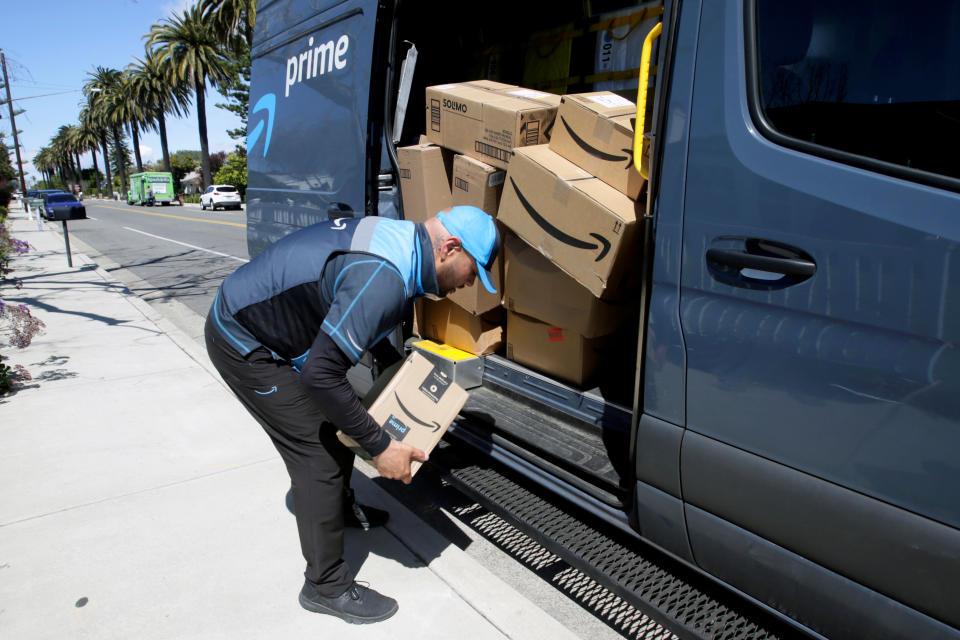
<box><xmin>753</xmin><ymin>0</ymin><xmax>960</xmax><ymax>183</ymax></box>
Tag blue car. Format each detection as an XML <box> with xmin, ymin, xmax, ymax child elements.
<box><xmin>42</xmin><ymin>192</ymin><xmax>86</xmax><ymax>221</ymax></box>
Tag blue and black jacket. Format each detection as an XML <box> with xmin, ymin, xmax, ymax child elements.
<box><xmin>209</xmin><ymin>216</ymin><xmax>440</xmax><ymax>455</ymax></box>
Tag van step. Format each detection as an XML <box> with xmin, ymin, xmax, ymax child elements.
<box><xmin>443</xmin><ymin>461</ymin><xmax>808</xmax><ymax>640</ymax></box>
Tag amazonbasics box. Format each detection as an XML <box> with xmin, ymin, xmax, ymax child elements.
<box><xmin>338</xmin><ymin>352</ymin><xmax>468</xmax><ymax>476</ymax></box>
<box><xmin>497</xmin><ymin>144</ymin><xmax>640</xmax><ymax>299</ymax></box>
<box><xmin>549</xmin><ymin>92</ymin><xmax>645</xmax><ymax>200</ymax></box>
<box><xmin>425</xmin><ymin>81</ymin><xmax>561</xmax><ymax>169</ymax></box>
<box><xmin>397</xmin><ymin>143</ymin><xmax>454</xmax><ymax>223</ymax></box>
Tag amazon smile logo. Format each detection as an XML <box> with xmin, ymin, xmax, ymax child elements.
<box><xmin>509</xmin><ymin>177</ymin><xmax>611</xmax><ymax>262</ymax></box>
<box><xmin>560</xmin><ymin>115</ymin><xmax>633</xmax><ymax>169</ymax></box>
<box><xmin>394</xmin><ymin>392</ymin><xmax>442</xmax><ymax>433</ymax></box>
<box><xmin>247</xmin><ymin>93</ymin><xmax>276</xmax><ymax>158</ymax></box>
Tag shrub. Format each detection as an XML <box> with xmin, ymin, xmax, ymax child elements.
<box><xmin>0</xmin><ymin>218</ymin><xmax>45</xmax><ymax>394</ymax></box>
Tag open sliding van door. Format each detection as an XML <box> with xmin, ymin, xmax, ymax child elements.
<box><xmin>247</xmin><ymin>0</ymin><xmax>385</xmax><ymax>257</ymax></box>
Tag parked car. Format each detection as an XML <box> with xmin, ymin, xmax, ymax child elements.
<box><xmin>200</xmin><ymin>185</ymin><xmax>242</xmax><ymax>211</ymax></box>
<box><xmin>41</xmin><ymin>192</ymin><xmax>86</xmax><ymax>221</ymax></box>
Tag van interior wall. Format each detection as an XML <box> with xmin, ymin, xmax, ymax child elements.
<box><xmin>393</xmin><ymin>0</ymin><xmax>646</xmax><ymax>147</ymax></box>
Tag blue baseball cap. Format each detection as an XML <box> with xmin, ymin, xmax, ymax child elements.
<box><xmin>437</xmin><ymin>206</ymin><xmax>501</xmax><ymax>294</ymax></box>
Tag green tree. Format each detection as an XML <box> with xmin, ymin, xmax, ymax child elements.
<box><xmin>214</xmin><ymin>40</ymin><xmax>250</xmax><ymax>148</ymax></box>
<box><xmin>77</xmin><ymin>108</ymin><xmax>105</xmax><ymax>194</ymax></box>
<box><xmin>213</xmin><ymin>150</ymin><xmax>246</xmax><ymax>198</ymax></box>
<box><xmin>84</xmin><ymin>67</ymin><xmax>130</xmax><ymax>192</ymax></box>
<box><xmin>80</xmin><ymin>97</ymin><xmax>113</xmax><ymax>193</ymax></box>
<box><xmin>199</xmin><ymin>0</ymin><xmax>256</xmax><ymax>50</ymax></box>
<box><xmin>201</xmin><ymin>0</ymin><xmax>255</xmax><ymax>150</ymax></box>
<box><xmin>0</xmin><ymin>139</ymin><xmax>15</xmax><ymax>207</ymax></box>
<box><xmin>146</xmin><ymin>5</ymin><xmax>231</xmax><ymax>190</ymax></box>
<box><xmin>169</xmin><ymin>151</ymin><xmax>199</xmax><ymax>193</ymax></box>
<box><xmin>129</xmin><ymin>48</ymin><xmax>192</xmax><ymax>174</ymax></box>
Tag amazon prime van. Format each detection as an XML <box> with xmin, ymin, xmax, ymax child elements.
<box><xmin>247</xmin><ymin>1</ymin><xmax>960</xmax><ymax>638</ymax></box>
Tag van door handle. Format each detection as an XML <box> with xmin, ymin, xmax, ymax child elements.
<box><xmin>705</xmin><ymin>238</ymin><xmax>816</xmax><ymax>290</ymax></box>
<box><xmin>706</xmin><ymin>248</ymin><xmax>815</xmax><ymax>277</ymax></box>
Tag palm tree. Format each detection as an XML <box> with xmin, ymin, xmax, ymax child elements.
<box><xmin>33</xmin><ymin>147</ymin><xmax>54</xmax><ymax>187</ymax></box>
<box><xmin>78</xmin><ymin>108</ymin><xmax>104</xmax><ymax>194</ymax></box>
<box><xmin>199</xmin><ymin>0</ymin><xmax>256</xmax><ymax>50</ymax></box>
<box><xmin>63</xmin><ymin>125</ymin><xmax>87</xmax><ymax>194</ymax></box>
<box><xmin>80</xmin><ymin>97</ymin><xmax>113</xmax><ymax>194</ymax></box>
<box><xmin>84</xmin><ymin>66</ymin><xmax>129</xmax><ymax>193</ymax></box>
<box><xmin>117</xmin><ymin>71</ymin><xmax>148</xmax><ymax>173</ymax></box>
<box><xmin>51</xmin><ymin>126</ymin><xmax>78</xmax><ymax>190</ymax></box>
<box><xmin>129</xmin><ymin>48</ymin><xmax>191</xmax><ymax>174</ymax></box>
<box><xmin>146</xmin><ymin>4</ymin><xmax>231</xmax><ymax>189</ymax></box>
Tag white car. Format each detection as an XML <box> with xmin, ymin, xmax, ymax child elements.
<box><xmin>200</xmin><ymin>185</ymin><xmax>242</xmax><ymax>211</ymax></box>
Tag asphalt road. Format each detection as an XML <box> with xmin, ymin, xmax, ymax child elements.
<box><xmin>56</xmin><ymin>198</ymin><xmax>671</xmax><ymax>640</ymax></box>
<box><xmin>67</xmin><ymin>199</ymin><xmax>249</xmax><ymax>320</ymax></box>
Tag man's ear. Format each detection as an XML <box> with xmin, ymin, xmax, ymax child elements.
<box><xmin>440</xmin><ymin>236</ymin><xmax>462</xmax><ymax>260</ymax></box>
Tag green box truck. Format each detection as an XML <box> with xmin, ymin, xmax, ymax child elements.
<box><xmin>127</xmin><ymin>171</ymin><xmax>175</xmax><ymax>206</ymax></box>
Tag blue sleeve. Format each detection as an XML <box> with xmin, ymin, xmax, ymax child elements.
<box><xmin>320</xmin><ymin>257</ymin><xmax>407</xmax><ymax>365</ymax></box>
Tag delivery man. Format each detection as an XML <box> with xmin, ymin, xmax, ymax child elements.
<box><xmin>204</xmin><ymin>206</ymin><xmax>499</xmax><ymax>624</ymax></box>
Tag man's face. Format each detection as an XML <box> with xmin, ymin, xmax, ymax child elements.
<box><xmin>436</xmin><ymin>242</ymin><xmax>477</xmax><ymax>296</ymax></box>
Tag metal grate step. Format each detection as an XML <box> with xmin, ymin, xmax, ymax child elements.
<box><xmin>445</xmin><ymin>462</ymin><xmax>809</xmax><ymax>640</ymax></box>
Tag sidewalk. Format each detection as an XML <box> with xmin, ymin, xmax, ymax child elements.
<box><xmin>0</xmin><ymin>201</ymin><xmax>578</xmax><ymax>640</ymax></box>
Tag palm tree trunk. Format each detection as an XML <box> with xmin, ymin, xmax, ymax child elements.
<box><xmin>100</xmin><ymin>134</ymin><xmax>113</xmax><ymax>195</ymax></box>
<box><xmin>75</xmin><ymin>151</ymin><xmax>86</xmax><ymax>194</ymax></box>
<box><xmin>132</xmin><ymin>123</ymin><xmax>144</xmax><ymax>173</ymax></box>
<box><xmin>90</xmin><ymin>148</ymin><xmax>101</xmax><ymax>195</ymax></box>
<box><xmin>113</xmin><ymin>126</ymin><xmax>128</xmax><ymax>193</ymax></box>
<box><xmin>195</xmin><ymin>77</ymin><xmax>211</xmax><ymax>189</ymax></box>
<box><xmin>158</xmin><ymin>111</ymin><xmax>171</xmax><ymax>174</ymax></box>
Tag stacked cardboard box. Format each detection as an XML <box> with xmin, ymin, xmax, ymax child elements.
<box><xmin>496</xmin><ymin>91</ymin><xmax>646</xmax><ymax>386</ymax></box>
<box><xmin>400</xmin><ymin>82</ymin><xmax>646</xmax><ymax>388</ymax></box>
<box><xmin>425</xmin><ymin>81</ymin><xmax>561</xmax><ymax>169</ymax></box>
<box><xmin>446</xmin><ymin>154</ymin><xmax>506</xmax><ymax>315</ymax></box>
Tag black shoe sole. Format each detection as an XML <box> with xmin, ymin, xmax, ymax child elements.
<box><xmin>298</xmin><ymin>592</ymin><xmax>398</xmax><ymax>624</ymax></box>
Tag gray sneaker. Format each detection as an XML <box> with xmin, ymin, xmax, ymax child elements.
<box><xmin>299</xmin><ymin>580</ymin><xmax>398</xmax><ymax>624</ymax></box>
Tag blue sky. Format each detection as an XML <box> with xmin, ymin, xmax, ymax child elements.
<box><xmin>1</xmin><ymin>0</ymin><xmax>243</xmax><ymax>184</ymax></box>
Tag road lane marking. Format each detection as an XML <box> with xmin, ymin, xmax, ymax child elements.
<box><xmin>123</xmin><ymin>226</ymin><xmax>249</xmax><ymax>263</ymax></box>
<box><xmin>90</xmin><ymin>202</ymin><xmax>246</xmax><ymax>227</ymax></box>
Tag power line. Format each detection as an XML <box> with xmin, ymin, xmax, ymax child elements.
<box><xmin>2</xmin><ymin>88</ymin><xmax>83</xmax><ymax>102</ymax></box>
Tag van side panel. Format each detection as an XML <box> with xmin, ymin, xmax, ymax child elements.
<box><xmin>247</xmin><ymin>0</ymin><xmax>380</xmax><ymax>257</ymax></box>
<box><xmin>678</xmin><ymin>0</ymin><xmax>960</xmax><ymax>635</ymax></box>
<box><xmin>685</xmin><ymin>504</ymin><xmax>960</xmax><ymax>640</ymax></box>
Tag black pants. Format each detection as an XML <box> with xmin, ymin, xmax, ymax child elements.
<box><xmin>204</xmin><ymin>315</ymin><xmax>355</xmax><ymax>597</ymax></box>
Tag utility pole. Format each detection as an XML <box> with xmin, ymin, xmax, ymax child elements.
<box><xmin>1</xmin><ymin>51</ymin><xmax>28</xmax><ymax>194</ymax></box>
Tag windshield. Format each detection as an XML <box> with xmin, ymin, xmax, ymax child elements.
<box><xmin>217</xmin><ymin>186</ymin><xmax>237</xmax><ymax>192</ymax></box>
<box><xmin>47</xmin><ymin>195</ymin><xmax>76</xmax><ymax>203</ymax></box>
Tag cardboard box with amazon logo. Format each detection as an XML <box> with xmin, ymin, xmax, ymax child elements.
<box><xmin>338</xmin><ymin>352</ymin><xmax>468</xmax><ymax>477</ymax></box>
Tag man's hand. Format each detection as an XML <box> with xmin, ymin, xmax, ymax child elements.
<box><xmin>372</xmin><ymin>440</ymin><xmax>428</xmax><ymax>485</ymax></box>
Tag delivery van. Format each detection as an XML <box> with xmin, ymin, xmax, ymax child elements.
<box><xmin>246</xmin><ymin>1</ymin><xmax>960</xmax><ymax>638</ymax></box>
<box><xmin>127</xmin><ymin>171</ymin><xmax>175</xmax><ymax>206</ymax></box>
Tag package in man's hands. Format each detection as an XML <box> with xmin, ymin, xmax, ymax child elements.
<box><xmin>338</xmin><ymin>352</ymin><xmax>469</xmax><ymax>477</ymax></box>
